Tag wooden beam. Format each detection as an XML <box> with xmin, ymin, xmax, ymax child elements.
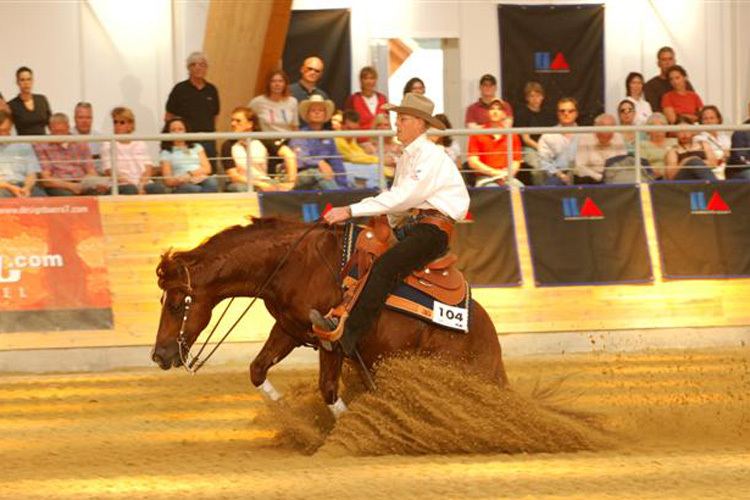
<box><xmin>202</xmin><ymin>0</ymin><xmax>292</xmax><ymax>133</ymax></box>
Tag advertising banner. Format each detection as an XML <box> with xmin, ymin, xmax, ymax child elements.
<box><xmin>649</xmin><ymin>181</ymin><xmax>750</xmax><ymax>278</ymax></box>
<box><xmin>522</xmin><ymin>185</ymin><xmax>652</xmax><ymax>285</ymax></box>
<box><xmin>498</xmin><ymin>4</ymin><xmax>605</xmax><ymax>124</ymax></box>
<box><xmin>0</xmin><ymin>197</ymin><xmax>113</xmax><ymax>333</ymax></box>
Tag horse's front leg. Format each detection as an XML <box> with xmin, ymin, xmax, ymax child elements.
<box><xmin>319</xmin><ymin>346</ymin><xmax>346</xmax><ymax>417</ymax></box>
<box><xmin>250</xmin><ymin>322</ymin><xmax>299</xmax><ymax>401</ymax></box>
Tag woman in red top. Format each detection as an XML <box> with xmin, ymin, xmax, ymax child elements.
<box><xmin>662</xmin><ymin>65</ymin><xmax>703</xmax><ymax>124</ymax></box>
<box><xmin>345</xmin><ymin>66</ymin><xmax>387</xmax><ymax>131</ymax></box>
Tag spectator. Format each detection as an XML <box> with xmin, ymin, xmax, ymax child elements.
<box><xmin>100</xmin><ymin>107</ymin><xmax>165</xmax><ymax>195</ymax></box>
<box><xmin>331</xmin><ymin>109</ymin><xmax>344</xmax><ymax>131</ymax></box>
<box><xmin>431</xmin><ymin>113</ymin><xmax>461</xmax><ymax>170</ymax></box>
<box><xmin>662</xmin><ymin>66</ymin><xmax>703</xmax><ymax>124</ymax></box>
<box><xmin>165</xmin><ymin>52</ymin><xmax>220</xmax><ymax>173</ymax></box>
<box><xmin>0</xmin><ymin>91</ymin><xmax>9</xmax><ymax>114</ymax></box>
<box><xmin>372</xmin><ymin>114</ymin><xmax>400</xmax><ymax>181</ymax></box>
<box><xmin>573</xmin><ymin>113</ymin><xmax>626</xmax><ymax>184</ymax></box>
<box><xmin>248</xmin><ymin>69</ymin><xmax>299</xmax><ymax>133</ymax></box>
<box><xmin>288</xmin><ymin>95</ymin><xmax>344</xmax><ymax>190</ymax></box>
<box><xmin>644</xmin><ymin>46</ymin><xmax>694</xmax><ymax>113</ymax></box>
<box><xmin>616</xmin><ymin>99</ymin><xmax>637</xmax><ymax>154</ymax></box>
<box><xmin>35</xmin><ymin>113</ymin><xmax>107</xmax><ymax>196</ymax></box>
<box><xmin>72</xmin><ymin>102</ymin><xmax>102</xmax><ymax>164</ymax></box>
<box><xmin>465</xmin><ymin>74</ymin><xmax>513</xmax><ymax>129</ymax></box>
<box><xmin>220</xmin><ymin>107</ymin><xmax>296</xmax><ymax>192</ymax></box>
<box><xmin>624</xmin><ymin>72</ymin><xmax>652</xmax><ymax>124</ymax></box>
<box><xmin>695</xmin><ymin>105</ymin><xmax>730</xmax><ymax>180</ymax></box>
<box><xmin>514</xmin><ymin>81</ymin><xmax>556</xmax><ymax>185</ymax></box>
<box><xmin>346</xmin><ymin>66</ymin><xmax>387</xmax><ymax>132</ymax></box>
<box><xmin>8</xmin><ymin>67</ymin><xmax>51</xmax><ymax>136</ymax></box>
<box><xmin>467</xmin><ymin>98</ymin><xmax>522</xmax><ymax>187</ymax></box>
<box><xmin>335</xmin><ymin>110</ymin><xmax>379</xmax><ymax>188</ymax></box>
<box><xmin>727</xmin><ymin>104</ymin><xmax>750</xmax><ymax>180</ymax></box>
<box><xmin>0</xmin><ymin>111</ymin><xmax>45</xmax><ymax>197</ymax></box>
<box><xmin>289</xmin><ymin>56</ymin><xmax>330</xmax><ymax>108</ymax></box>
<box><xmin>403</xmin><ymin>77</ymin><xmax>425</xmax><ymax>96</ymax></box>
<box><xmin>539</xmin><ymin>97</ymin><xmax>580</xmax><ymax>185</ymax></box>
<box><xmin>640</xmin><ymin>112</ymin><xmax>676</xmax><ymax>180</ymax></box>
<box><xmin>664</xmin><ymin>116</ymin><xmax>716</xmax><ymax>181</ymax></box>
<box><xmin>159</xmin><ymin>117</ymin><xmax>218</xmax><ymax>193</ymax></box>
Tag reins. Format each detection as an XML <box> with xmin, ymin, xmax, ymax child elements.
<box><xmin>175</xmin><ymin>221</ymin><xmax>326</xmax><ymax>374</ymax></box>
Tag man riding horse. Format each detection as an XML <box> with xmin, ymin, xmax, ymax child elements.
<box><xmin>310</xmin><ymin>92</ymin><xmax>470</xmax><ymax>355</ymax></box>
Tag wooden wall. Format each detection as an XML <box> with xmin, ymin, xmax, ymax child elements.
<box><xmin>202</xmin><ymin>0</ymin><xmax>292</xmax><ymax>132</ymax></box>
<box><xmin>2</xmin><ymin>187</ymin><xmax>749</xmax><ymax>351</ymax></box>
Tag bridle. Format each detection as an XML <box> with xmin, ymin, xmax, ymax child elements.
<box><xmin>164</xmin><ymin>221</ymin><xmax>331</xmax><ymax>374</ymax></box>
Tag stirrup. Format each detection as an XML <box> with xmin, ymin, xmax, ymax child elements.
<box><xmin>310</xmin><ymin>308</ymin><xmax>347</xmax><ymax>342</ymax></box>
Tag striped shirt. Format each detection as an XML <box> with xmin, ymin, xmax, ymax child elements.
<box><xmin>34</xmin><ymin>140</ymin><xmax>95</xmax><ymax>180</ymax></box>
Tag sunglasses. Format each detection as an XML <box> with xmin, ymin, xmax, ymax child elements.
<box><xmin>113</xmin><ymin>120</ymin><xmax>130</xmax><ymax>125</ymax></box>
<box><xmin>619</xmin><ymin>108</ymin><xmax>634</xmax><ymax>114</ymax></box>
<box><xmin>557</xmin><ymin>109</ymin><xmax>576</xmax><ymax>114</ymax></box>
<box><xmin>304</xmin><ymin>67</ymin><xmax>322</xmax><ymax>74</ymax></box>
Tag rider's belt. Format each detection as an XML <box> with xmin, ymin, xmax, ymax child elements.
<box><xmin>411</xmin><ymin>209</ymin><xmax>455</xmax><ymax>240</ymax></box>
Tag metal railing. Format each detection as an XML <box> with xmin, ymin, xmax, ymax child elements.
<box><xmin>2</xmin><ymin>123</ymin><xmax>749</xmax><ymax>195</ymax></box>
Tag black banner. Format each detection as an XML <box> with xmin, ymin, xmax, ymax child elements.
<box><xmin>498</xmin><ymin>4</ymin><xmax>605</xmax><ymax>125</ymax></box>
<box><xmin>259</xmin><ymin>188</ymin><xmax>520</xmax><ymax>286</ymax></box>
<box><xmin>259</xmin><ymin>189</ymin><xmax>377</xmax><ymax>222</ymax></box>
<box><xmin>453</xmin><ymin>188</ymin><xmax>521</xmax><ymax>286</ymax></box>
<box><xmin>283</xmin><ymin>9</ymin><xmax>351</xmax><ymax>109</ymax></box>
<box><xmin>649</xmin><ymin>181</ymin><xmax>750</xmax><ymax>278</ymax></box>
<box><xmin>522</xmin><ymin>185</ymin><xmax>652</xmax><ymax>285</ymax></box>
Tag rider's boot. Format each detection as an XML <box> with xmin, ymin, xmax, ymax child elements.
<box><xmin>309</xmin><ymin>307</ymin><xmax>347</xmax><ymax>342</ymax></box>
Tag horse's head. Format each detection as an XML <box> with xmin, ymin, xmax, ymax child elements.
<box><xmin>151</xmin><ymin>251</ymin><xmax>215</xmax><ymax>370</ymax></box>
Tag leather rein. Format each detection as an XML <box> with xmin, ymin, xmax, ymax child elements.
<box><xmin>169</xmin><ymin>222</ymin><xmax>330</xmax><ymax>374</ymax></box>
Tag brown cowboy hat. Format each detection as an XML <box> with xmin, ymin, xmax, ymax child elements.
<box><xmin>382</xmin><ymin>92</ymin><xmax>446</xmax><ymax>130</ymax></box>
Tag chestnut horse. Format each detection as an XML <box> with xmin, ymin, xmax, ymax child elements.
<box><xmin>152</xmin><ymin>218</ymin><xmax>508</xmax><ymax>406</ymax></box>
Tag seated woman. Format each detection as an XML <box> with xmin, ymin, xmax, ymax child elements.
<box><xmin>101</xmin><ymin>107</ymin><xmax>165</xmax><ymax>195</ymax></box>
<box><xmin>695</xmin><ymin>105</ymin><xmax>731</xmax><ymax>180</ymax></box>
<box><xmin>159</xmin><ymin>117</ymin><xmax>218</xmax><ymax>193</ymax></box>
<box><xmin>372</xmin><ymin>114</ymin><xmax>401</xmax><ymax>182</ymax></box>
<box><xmin>624</xmin><ymin>72</ymin><xmax>652</xmax><ymax>125</ymax></box>
<box><xmin>664</xmin><ymin>116</ymin><xmax>717</xmax><ymax>181</ymax></box>
<box><xmin>430</xmin><ymin>114</ymin><xmax>461</xmax><ymax>170</ymax></box>
<box><xmin>662</xmin><ymin>66</ymin><xmax>703</xmax><ymax>124</ymax></box>
<box><xmin>248</xmin><ymin>69</ymin><xmax>299</xmax><ymax>133</ymax></box>
<box><xmin>221</xmin><ymin>106</ymin><xmax>296</xmax><ymax>192</ymax></box>
<box><xmin>616</xmin><ymin>99</ymin><xmax>637</xmax><ymax>154</ymax></box>
<box><xmin>640</xmin><ymin>112</ymin><xmax>676</xmax><ymax>180</ymax></box>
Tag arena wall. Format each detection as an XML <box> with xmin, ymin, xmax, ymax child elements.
<box><xmin>2</xmin><ymin>188</ymin><xmax>749</xmax><ymax>356</ymax></box>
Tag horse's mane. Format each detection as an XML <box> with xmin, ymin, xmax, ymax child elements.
<box><xmin>156</xmin><ymin>216</ymin><xmax>316</xmax><ymax>289</ymax></box>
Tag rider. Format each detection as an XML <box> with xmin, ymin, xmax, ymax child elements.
<box><xmin>310</xmin><ymin>92</ymin><xmax>470</xmax><ymax>355</ymax></box>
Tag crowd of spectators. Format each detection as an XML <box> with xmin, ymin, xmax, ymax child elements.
<box><xmin>1</xmin><ymin>45</ymin><xmax>749</xmax><ymax>198</ymax></box>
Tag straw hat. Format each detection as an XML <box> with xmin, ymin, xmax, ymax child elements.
<box><xmin>298</xmin><ymin>94</ymin><xmax>335</xmax><ymax>122</ymax></box>
<box><xmin>382</xmin><ymin>93</ymin><xmax>446</xmax><ymax>130</ymax></box>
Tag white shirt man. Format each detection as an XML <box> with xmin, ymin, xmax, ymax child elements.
<box><xmin>573</xmin><ymin>114</ymin><xmax>626</xmax><ymax>184</ymax></box>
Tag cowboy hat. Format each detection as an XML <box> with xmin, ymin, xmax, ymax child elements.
<box><xmin>298</xmin><ymin>94</ymin><xmax>335</xmax><ymax>122</ymax></box>
<box><xmin>382</xmin><ymin>93</ymin><xmax>446</xmax><ymax>130</ymax></box>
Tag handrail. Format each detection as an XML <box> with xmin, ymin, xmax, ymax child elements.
<box><xmin>1</xmin><ymin>123</ymin><xmax>750</xmax><ymax>145</ymax></box>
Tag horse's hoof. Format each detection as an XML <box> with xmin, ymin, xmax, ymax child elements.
<box><xmin>328</xmin><ymin>397</ymin><xmax>347</xmax><ymax>419</ymax></box>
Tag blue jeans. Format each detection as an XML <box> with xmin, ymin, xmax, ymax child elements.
<box><xmin>225</xmin><ymin>182</ymin><xmax>249</xmax><ymax>192</ymax></box>
<box><xmin>732</xmin><ymin>169</ymin><xmax>750</xmax><ymax>180</ymax></box>
<box><xmin>293</xmin><ymin>168</ymin><xmax>339</xmax><ymax>191</ymax></box>
<box><xmin>172</xmin><ymin>177</ymin><xmax>219</xmax><ymax>193</ymax></box>
<box><xmin>0</xmin><ymin>182</ymin><xmax>47</xmax><ymax>197</ymax></box>
<box><xmin>675</xmin><ymin>158</ymin><xmax>717</xmax><ymax>181</ymax></box>
<box><xmin>117</xmin><ymin>182</ymin><xmax>167</xmax><ymax>195</ymax></box>
<box><xmin>45</xmin><ymin>186</ymin><xmax>110</xmax><ymax>196</ymax></box>
<box><xmin>544</xmin><ymin>172</ymin><xmax>569</xmax><ymax>186</ymax></box>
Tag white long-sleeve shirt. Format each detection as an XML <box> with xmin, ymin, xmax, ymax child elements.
<box><xmin>349</xmin><ymin>134</ymin><xmax>470</xmax><ymax>225</ymax></box>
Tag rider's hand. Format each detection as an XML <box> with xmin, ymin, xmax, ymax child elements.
<box><xmin>324</xmin><ymin>206</ymin><xmax>352</xmax><ymax>225</ymax></box>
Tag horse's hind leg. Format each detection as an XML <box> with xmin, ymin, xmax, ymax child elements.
<box><xmin>249</xmin><ymin>322</ymin><xmax>299</xmax><ymax>401</ymax></box>
<box><xmin>319</xmin><ymin>346</ymin><xmax>346</xmax><ymax>417</ymax></box>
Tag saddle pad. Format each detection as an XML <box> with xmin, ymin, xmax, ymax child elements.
<box><xmin>385</xmin><ymin>282</ymin><xmax>471</xmax><ymax>333</ymax></box>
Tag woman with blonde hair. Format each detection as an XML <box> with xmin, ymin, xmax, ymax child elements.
<box><xmin>100</xmin><ymin>107</ymin><xmax>165</xmax><ymax>194</ymax></box>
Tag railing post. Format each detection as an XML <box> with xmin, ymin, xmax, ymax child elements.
<box><xmin>109</xmin><ymin>138</ymin><xmax>119</xmax><ymax>195</ymax></box>
<box><xmin>507</xmin><ymin>127</ymin><xmax>513</xmax><ymax>183</ymax></box>
<box><xmin>378</xmin><ymin>135</ymin><xmax>386</xmax><ymax>191</ymax></box>
<box><xmin>634</xmin><ymin>129</ymin><xmax>642</xmax><ymax>185</ymax></box>
<box><xmin>245</xmin><ymin>136</ymin><xmax>255</xmax><ymax>193</ymax></box>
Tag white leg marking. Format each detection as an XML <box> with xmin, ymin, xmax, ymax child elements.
<box><xmin>259</xmin><ymin>379</ymin><xmax>282</xmax><ymax>402</ymax></box>
<box><xmin>328</xmin><ymin>397</ymin><xmax>348</xmax><ymax>419</ymax></box>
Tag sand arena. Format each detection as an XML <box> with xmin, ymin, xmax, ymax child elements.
<box><xmin>1</xmin><ymin>346</ymin><xmax>749</xmax><ymax>499</ymax></box>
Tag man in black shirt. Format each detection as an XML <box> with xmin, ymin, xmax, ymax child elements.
<box><xmin>289</xmin><ymin>56</ymin><xmax>330</xmax><ymax>125</ymax></box>
<box><xmin>644</xmin><ymin>46</ymin><xmax>693</xmax><ymax>113</ymax></box>
<box><xmin>165</xmin><ymin>52</ymin><xmax>220</xmax><ymax>174</ymax></box>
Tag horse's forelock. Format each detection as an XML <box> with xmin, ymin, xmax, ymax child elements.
<box><xmin>156</xmin><ymin>251</ymin><xmax>182</xmax><ymax>290</ymax></box>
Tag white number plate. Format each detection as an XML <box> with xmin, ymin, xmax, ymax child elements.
<box><xmin>432</xmin><ymin>302</ymin><xmax>468</xmax><ymax>332</ymax></box>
